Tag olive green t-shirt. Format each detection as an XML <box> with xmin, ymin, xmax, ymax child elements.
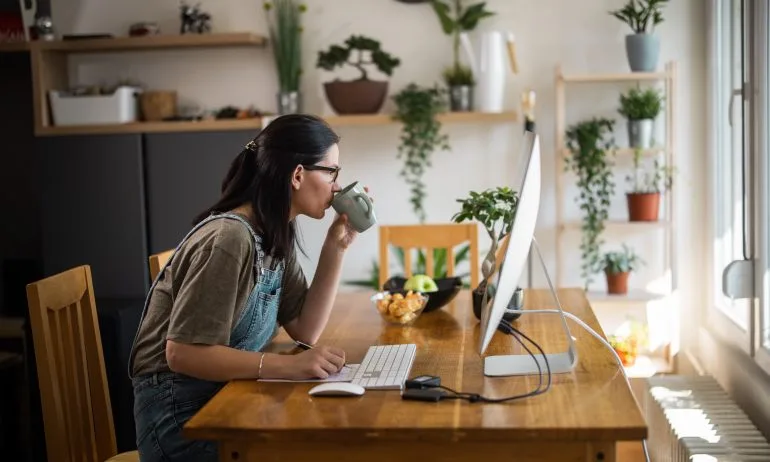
<box><xmin>130</xmin><ymin>216</ymin><xmax>308</xmax><ymax>377</ymax></box>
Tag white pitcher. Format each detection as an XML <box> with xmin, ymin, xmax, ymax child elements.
<box><xmin>461</xmin><ymin>30</ymin><xmax>517</xmax><ymax>113</ymax></box>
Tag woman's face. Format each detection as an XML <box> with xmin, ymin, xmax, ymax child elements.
<box><xmin>290</xmin><ymin>143</ymin><xmax>342</xmax><ymax>220</ymax></box>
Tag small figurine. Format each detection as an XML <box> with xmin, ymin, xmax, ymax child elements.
<box><xmin>34</xmin><ymin>15</ymin><xmax>55</xmax><ymax>41</ymax></box>
<box><xmin>180</xmin><ymin>2</ymin><xmax>212</xmax><ymax>34</ymax></box>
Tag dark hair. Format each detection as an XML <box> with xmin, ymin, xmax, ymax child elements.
<box><xmin>194</xmin><ymin>114</ymin><xmax>340</xmax><ymax>259</ymax></box>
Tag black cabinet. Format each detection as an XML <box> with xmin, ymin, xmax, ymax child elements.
<box><xmin>144</xmin><ymin>131</ymin><xmax>253</xmax><ymax>254</ymax></box>
<box><xmin>37</xmin><ymin>134</ymin><xmax>150</xmax><ymax>298</ymax></box>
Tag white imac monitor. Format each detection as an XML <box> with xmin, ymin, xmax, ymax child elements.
<box><xmin>478</xmin><ymin>131</ymin><xmax>578</xmax><ymax>377</ymax></box>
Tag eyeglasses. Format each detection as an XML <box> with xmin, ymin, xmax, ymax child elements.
<box><xmin>302</xmin><ymin>164</ymin><xmax>341</xmax><ymax>183</ymax></box>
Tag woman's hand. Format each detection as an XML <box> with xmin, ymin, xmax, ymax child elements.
<box><xmin>287</xmin><ymin>346</ymin><xmax>346</xmax><ymax>379</ymax></box>
<box><xmin>326</xmin><ymin>186</ymin><xmax>372</xmax><ymax>251</ymax></box>
<box><xmin>326</xmin><ymin>213</ymin><xmax>358</xmax><ymax>251</ymax></box>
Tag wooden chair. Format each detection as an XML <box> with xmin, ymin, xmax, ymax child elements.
<box><xmin>148</xmin><ymin>249</ymin><xmax>173</xmax><ymax>281</ymax></box>
<box><xmin>379</xmin><ymin>223</ymin><xmax>480</xmax><ymax>289</ymax></box>
<box><xmin>25</xmin><ymin>266</ymin><xmax>138</xmax><ymax>462</ymax></box>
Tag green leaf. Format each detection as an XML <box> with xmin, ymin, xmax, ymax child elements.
<box><xmin>458</xmin><ymin>3</ymin><xmax>495</xmax><ymax>31</ymax></box>
<box><xmin>431</xmin><ymin>0</ymin><xmax>456</xmax><ymax>35</ymax></box>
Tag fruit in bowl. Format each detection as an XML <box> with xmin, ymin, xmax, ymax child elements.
<box><xmin>383</xmin><ymin>275</ymin><xmax>462</xmax><ymax>313</ymax></box>
<box><xmin>371</xmin><ymin>290</ymin><xmax>429</xmax><ymax>325</ymax></box>
<box><xmin>404</xmin><ymin>274</ymin><xmax>439</xmax><ymax>293</ymax></box>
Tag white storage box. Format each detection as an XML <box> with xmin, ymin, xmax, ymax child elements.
<box><xmin>49</xmin><ymin>86</ymin><xmax>141</xmax><ymax>126</ymax></box>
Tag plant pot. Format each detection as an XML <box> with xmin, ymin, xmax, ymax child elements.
<box><xmin>323</xmin><ymin>79</ymin><xmax>388</xmax><ymax>115</ymax></box>
<box><xmin>277</xmin><ymin>91</ymin><xmax>301</xmax><ymax>115</ymax></box>
<box><xmin>448</xmin><ymin>85</ymin><xmax>473</xmax><ymax>112</ymax></box>
<box><xmin>605</xmin><ymin>270</ymin><xmax>630</xmax><ymax>295</ymax></box>
<box><xmin>472</xmin><ymin>282</ymin><xmax>523</xmax><ymax>322</ymax></box>
<box><xmin>625</xmin><ymin>33</ymin><xmax>660</xmax><ymax>72</ymax></box>
<box><xmin>627</xmin><ymin>192</ymin><xmax>660</xmax><ymax>221</ymax></box>
<box><xmin>627</xmin><ymin>119</ymin><xmax>654</xmax><ymax>149</ymax></box>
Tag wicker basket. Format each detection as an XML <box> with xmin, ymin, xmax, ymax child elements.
<box><xmin>139</xmin><ymin>91</ymin><xmax>177</xmax><ymax>121</ymax></box>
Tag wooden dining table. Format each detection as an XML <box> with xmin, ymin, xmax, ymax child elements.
<box><xmin>184</xmin><ymin>288</ymin><xmax>647</xmax><ymax>462</ymax></box>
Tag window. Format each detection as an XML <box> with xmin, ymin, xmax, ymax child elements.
<box><xmin>711</xmin><ymin>0</ymin><xmax>750</xmax><ymax>334</ymax></box>
<box><xmin>710</xmin><ymin>0</ymin><xmax>770</xmax><ymax>372</ymax></box>
<box><xmin>758</xmin><ymin>1</ymin><xmax>770</xmax><ymax>357</ymax></box>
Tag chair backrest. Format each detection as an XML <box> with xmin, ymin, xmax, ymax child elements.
<box><xmin>379</xmin><ymin>223</ymin><xmax>480</xmax><ymax>289</ymax></box>
<box><xmin>25</xmin><ymin>265</ymin><xmax>117</xmax><ymax>462</ymax></box>
<box><xmin>148</xmin><ymin>249</ymin><xmax>174</xmax><ymax>281</ymax></box>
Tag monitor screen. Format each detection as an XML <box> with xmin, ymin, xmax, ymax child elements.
<box><xmin>479</xmin><ymin>131</ymin><xmax>541</xmax><ymax>355</ymax></box>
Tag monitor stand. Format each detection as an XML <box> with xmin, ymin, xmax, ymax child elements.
<box><xmin>483</xmin><ymin>238</ymin><xmax>579</xmax><ymax>377</ymax></box>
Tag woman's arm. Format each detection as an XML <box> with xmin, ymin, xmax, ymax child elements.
<box><xmin>166</xmin><ymin>340</ymin><xmax>346</xmax><ymax>381</ymax></box>
<box><xmin>284</xmin><ymin>214</ymin><xmax>358</xmax><ymax>344</ymax></box>
<box><xmin>283</xmin><ymin>240</ymin><xmax>345</xmax><ymax>344</ymax></box>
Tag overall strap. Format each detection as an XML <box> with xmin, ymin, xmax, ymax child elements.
<box><xmin>128</xmin><ymin>212</ymin><xmax>262</xmax><ymax>379</ymax></box>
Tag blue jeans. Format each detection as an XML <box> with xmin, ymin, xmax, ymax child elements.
<box><xmin>133</xmin><ymin>372</ymin><xmax>223</xmax><ymax>462</ymax></box>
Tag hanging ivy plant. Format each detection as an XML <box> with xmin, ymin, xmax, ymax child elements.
<box><xmin>564</xmin><ymin>117</ymin><xmax>616</xmax><ymax>289</ymax></box>
<box><xmin>392</xmin><ymin>83</ymin><xmax>450</xmax><ymax>222</ymax></box>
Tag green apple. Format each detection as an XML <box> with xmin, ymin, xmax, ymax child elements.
<box><xmin>404</xmin><ymin>274</ymin><xmax>438</xmax><ymax>293</ymax></box>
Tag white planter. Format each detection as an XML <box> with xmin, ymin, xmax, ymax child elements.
<box><xmin>49</xmin><ymin>86</ymin><xmax>141</xmax><ymax>126</ymax></box>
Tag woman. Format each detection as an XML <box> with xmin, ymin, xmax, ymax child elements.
<box><xmin>129</xmin><ymin>114</ymin><xmax>358</xmax><ymax>462</ymax></box>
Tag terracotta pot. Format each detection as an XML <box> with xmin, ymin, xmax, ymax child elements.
<box><xmin>323</xmin><ymin>79</ymin><xmax>388</xmax><ymax>114</ymax></box>
<box><xmin>627</xmin><ymin>192</ymin><xmax>660</xmax><ymax>221</ymax></box>
<box><xmin>605</xmin><ymin>270</ymin><xmax>630</xmax><ymax>295</ymax></box>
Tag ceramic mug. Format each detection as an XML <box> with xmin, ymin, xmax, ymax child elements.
<box><xmin>331</xmin><ymin>181</ymin><xmax>376</xmax><ymax>232</ymax></box>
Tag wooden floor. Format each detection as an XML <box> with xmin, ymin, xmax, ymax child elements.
<box><xmin>617</xmin><ymin>442</ymin><xmax>645</xmax><ymax>461</ymax></box>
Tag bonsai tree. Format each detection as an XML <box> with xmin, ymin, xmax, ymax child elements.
<box><xmin>564</xmin><ymin>117</ymin><xmax>616</xmax><ymax>289</ymax></box>
<box><xmin>602</xmin><ymin>244</ymin><xmax>644</xmax><ymax>295</ymax></box>
<box><xmin>608</xmin><ymin>0</ymin><xmax>669</xmax><ymax>72</ymax></box>
<box><xmin>451</xmin><ymin>186</ymin><xmax>519</xmax><ymax>292</ymax></box>
<box><xmin>392</xmin><ymin>83</ymin><xmax>450</xmax><ymax>222</ymax></box>
<box><xmin>316</xmin><ymin>35</ymin><xmax>401</xmax><ymax>114</ymax></box>
<box><xmin>626</xmin><ymin>152</ymin><xmax>675</xmax><ymax>221</ymax></box>
<box><xmin>618</xmin><ymin>87</ymin><xmax>664</xmax><ymax>148</ymax></box>
<box><xmin>430</xmin><ymin>0</ymin><xmax>495</xmax><ymax>85</ymax></box>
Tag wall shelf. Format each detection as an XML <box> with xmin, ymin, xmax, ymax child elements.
<box><xmin>35</xmin><ymin>118</ymin><xmax>264</xmax><ymax>136</ymax></box>
<box><xmin>39</xmin><ymin>111</ymin><xmax>519</xmax><ymax>136</ymax></box>
<box><xmin>322</xmin><ymin>111</ymin><xmax>518</xmax><ymax>126</ymax></box>
<box><xmin>32</xmin><ymin>33</ymin><xmax>267</xmax><ymax>53</ymax></box>
<box><xmin>555</xmin><ymin>61</ymin><xmax>678</xmax><ymax>375</ymax></box>
<box><xmin>560</xmin><ymin>70</ymin><xmax>670</xmax><ymax>83</ymax></box>
<box><xmin>27</xmin><ymin>33</ymin><xmax>268</xmax><ymax>135</ymax></box>
<box><xmin>559</xmin><ymin>220</ymin><xmax>670</xmax><ymax>232</ymax></box>
<box><xmin>0</xmin><ymin>42</ymin><xmax>30</xmax><ymax>53</ymax></box>
<box><xmin>587</xmin><ymin>289</ymin><xmax>670</xmax><ymax>304</ymax></box>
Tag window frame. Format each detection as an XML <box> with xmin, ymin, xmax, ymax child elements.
<box><xmin>707</xmin><ymin>0</ymin><xmax>753</xmax><ymax>354</ymax></box>
<box><xmin>754</xmin><ymin>0</ymin><xmax>770</xmax><ymax>372</ymax></box>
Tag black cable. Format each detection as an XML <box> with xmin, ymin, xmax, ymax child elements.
<box><xmin>408</xmin><ymin>321</ymin><xmax>552</xmax><ymax>404</ymax></box>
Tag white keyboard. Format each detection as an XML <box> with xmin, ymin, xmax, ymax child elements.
<box><xmin>351</xmin><ymin>344</ymin><xmax>416</xmax><ymax>390</ymax></box>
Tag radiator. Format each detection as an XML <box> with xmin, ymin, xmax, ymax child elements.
<box><xmin>645</xmin><ymin>375</ymin><xmax>770</xmax><ymax>461</ymax></box>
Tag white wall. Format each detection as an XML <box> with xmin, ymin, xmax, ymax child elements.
<box><xmin>52</xmin><ymin>0</ymin><xmax>707</xmax><ymax>322</ymax></box>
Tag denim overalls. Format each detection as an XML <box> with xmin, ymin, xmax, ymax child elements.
<box><xmin>128</xmin><ymin>212</ymin><xmax>285</xmax><ymax>462</ymax></box>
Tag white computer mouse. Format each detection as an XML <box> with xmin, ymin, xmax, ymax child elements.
<box><xmin>308</xmin><ymin>382</ymin><xmax>366</xmax><ymax>397</ymax></box>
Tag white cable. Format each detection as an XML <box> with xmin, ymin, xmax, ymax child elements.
<box><xmin>512</xmin><ymin>308</ymin><xmax>651</xmax><ymax>462</ymax></box>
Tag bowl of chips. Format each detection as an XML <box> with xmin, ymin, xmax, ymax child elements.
<box><xmin>371</xmin><ymin>290</ymin><xmax>429</xmax><ymax>326</ymax></box>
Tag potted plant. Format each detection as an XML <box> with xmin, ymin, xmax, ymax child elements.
<box><xmin>618</xmin><ymin>86</ymin><xmax>663</xmax><ymax>149</ymax></box>
<box><xmin>263</xmin><ymin>0</ymin><xmax>306</xmax><ymax>114</ymax></box>
<box><xmin>609</xmin><ymin>0</ymin><xmax>668</xmax><ymax>72</ymax></box>
<box><xmin>564</xmin><ymin>117</ymin><xmax>616</xmax><ymax>289</ymax></box>
<box><xmin>602</xmin><ymin>244</ymin><xmax>643</xmax><ymax>295</ymax></box>
<box><xmin>392</xmin><ymin>83</ymin><xmax>450</xmax><ymax>222</ymax></box>
<box><xmin>316</xmin><ymin>35</ymin><xmax>401</xmax><ymax>114</ymax></box>
<box><xmin>626</xmin><ymin>152</ymin><xmax>675</xmax><ymax>221</ymax></box>
<box><xmin>451</xmin><ymin>186</ymin><xmax>522</xmax><ymax>321</ymax></box>
<box><xmin>430</xmin><ymin>0</ymin><xmax>495</xmax><ymax>111</ymax></box>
